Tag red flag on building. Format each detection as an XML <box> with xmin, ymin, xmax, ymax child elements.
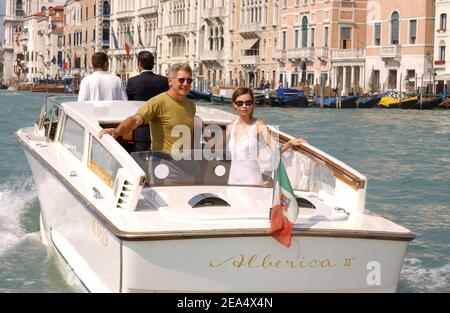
<box><xmin>124</xmin><ymin>42</ymin><xmax>131</xmax><ymax>58</ymax></box>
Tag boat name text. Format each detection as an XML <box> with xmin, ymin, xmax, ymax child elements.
<box><xmin>91</xmin><ymin>218</ymin><xmax>109</xmax><ymax>247</ymax></box>
<box><xmin>209</xmin><ymin>254</ymin><xmax>355</xmax><ymax>270</ymax></box>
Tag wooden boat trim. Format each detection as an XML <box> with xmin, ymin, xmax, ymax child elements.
<box><xmin>278</xmin><ymin>133</ymin><xmax>365</xmax><ymax>190</ymax></box>
<box><xmin>17</xmin><ymin>133</ymin><xmax>414</xmax><ymax>243</ymax></box>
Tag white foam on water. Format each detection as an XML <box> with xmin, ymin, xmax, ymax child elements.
<box><xmin>400</xmin><ymin>258</ymin><xmax>450</xmax><ymax>292</ymax></box>
<box><xmin>0</xmin><ymin>177</ymin><xmax>37</xmax><ymax>254</ymax></box>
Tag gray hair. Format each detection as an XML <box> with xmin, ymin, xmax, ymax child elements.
<box><xmin>167</xmin><ymin>63</ymin><xmax>192</xmax><ymax>79</ymax></box>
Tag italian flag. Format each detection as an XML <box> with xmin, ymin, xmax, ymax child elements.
<box><xmin>64</xmin><ymin>54</ymin><xmax>71</xmax><ymax>70</ymax></box>
<box><xmin>270</xmin><ymin>159</ymin><xmax>299</xmax><ymax>247</ymax></box>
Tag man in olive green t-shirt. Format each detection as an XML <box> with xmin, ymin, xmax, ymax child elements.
<box><xmin>99</xmin><ymin>63</ymin><xmax>196</xmax><ymax>155</ymax></box>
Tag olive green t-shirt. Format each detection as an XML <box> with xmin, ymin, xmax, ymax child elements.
<box><xmin>136</xmin><ymin>92</ymin><xmax>196</xmax><ymax>154</ymax></box>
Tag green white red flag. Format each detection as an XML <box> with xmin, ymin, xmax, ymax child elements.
<box><xmin>270</xmin><ymin>159</ymin><xmax>299</xmax><ymax>247</ymax></box>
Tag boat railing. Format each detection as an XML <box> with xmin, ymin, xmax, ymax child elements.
<box><xmin>276</xmin><ymin>130</ymin><xmax>367</xmax><ymax>213</ymax></box>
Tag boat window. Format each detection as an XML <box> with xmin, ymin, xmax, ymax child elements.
<box><xmin>89</xmin><ymin>136</ymin><xmax>122</xmax><ymax>188</ymax></box>
<box><xmin>60</xmin><ymin>115</ymin><xmax>85</xmax><ymax>160</ymax></box>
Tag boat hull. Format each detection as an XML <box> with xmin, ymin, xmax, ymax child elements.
<box><xmin>23</xmin><ymin>149</ymin><xmax>122</xmax><ymax>292</ymax></box>
<box><xmin>211</xmin><ymin>94</ymin><xmax>267</xmax><ymax>106</ymax></box>
<box><xmin>400</xmin><ymin>97</ymin><xmax>441</xmax><ymax>110</ymax></box>
<box><xmin>269</xmin><ymin>95</ymin><xmax>308</xmax><ymax>108</ymax></box>
<box><xmin>23</xmin><ymin>145</ymin><xmax>410</xmax><ymax>292</ymax></box>
<box><xmin>122</xmin><ymin>236</ymin><xmax>408</xmax><ymax>292</ymax></box>
<box><xmin>353</xmin><ymin>96</ymin><xmax>382</xmax><ymax>109</ymax></box>
<box><xmin>187</xmin><ymin>90</ymin><xmax>211</xmax><ymax>101</ymax></box>
<box><xmin>31</xmin><ymin>86</ymin><xmax>66</xmax><ymax>93</ymax></box>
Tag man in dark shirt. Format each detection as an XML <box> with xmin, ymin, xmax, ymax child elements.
<box><xmin>126</xmin><ymin>51</ymin><xmax>169</xmax><ymax>151</ymax></box>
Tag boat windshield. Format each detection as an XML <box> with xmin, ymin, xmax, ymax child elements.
<box><xmin>46</xmin><ymin>95</ymin><xmax>78</xmax><ymax>110</ymax></box>
<box><xmin>131</xmin><ymin>150</ymin><xmax>275</xmax><ymax>188</ymax></box>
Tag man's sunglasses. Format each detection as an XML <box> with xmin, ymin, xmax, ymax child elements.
<box><xmin>235</xmin><ymin>100</ymin><xmax>254</xmax><ymax>106</ymax></box>
<box><xmin>177</xmin><ymin>78</ymin><xmax>194</xmax><ymax>84</ymax></box>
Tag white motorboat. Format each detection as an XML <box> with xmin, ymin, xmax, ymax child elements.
<box><xmin>16</xmin><ymin>96</ymin><xmax>415</xmax><ymax>292</ymax></box>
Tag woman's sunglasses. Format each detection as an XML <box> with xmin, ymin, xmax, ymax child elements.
<box><xmin>235</xmin><ymin>100</ymin><xmax>254</xmax><ymax>106</ymax></box>
<box><xmin>177</xmin><ymin>78</ymin><xmax>194</xmax><ymax>84</ymax></box>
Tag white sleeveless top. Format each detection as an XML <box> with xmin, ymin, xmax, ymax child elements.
<box><xmin>228</xmin><ymin>119</ymin><xmax>263</xmax><ymax>185</ymax></box>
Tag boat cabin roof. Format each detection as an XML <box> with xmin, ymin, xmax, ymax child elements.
<box><xmin>61</xmin><ymin>100</ymin><xmax>236</xmax><ymax>126</ymax></box>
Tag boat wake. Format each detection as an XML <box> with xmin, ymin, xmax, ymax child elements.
<box><xmin>0</xmin><ymin>177</ymin><xmax>37</xmax><ymax>255</ymax></box>
<box><xmin>400</xmin><ymin>258</ymin><xmax>450</xmax><ymax>292</ymax></box>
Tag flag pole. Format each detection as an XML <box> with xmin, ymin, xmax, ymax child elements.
<box><xmin>270</xmin><ymin>143</ymin><xmax>282</xmax><ymax>220</ymax></box>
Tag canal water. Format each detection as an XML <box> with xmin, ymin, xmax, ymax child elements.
<box><xmin>0</xmin><ymin>90</ymin><xmax>448</xmax><ymax>292</ymax></box>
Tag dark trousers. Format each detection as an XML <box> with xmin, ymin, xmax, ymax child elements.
<box><xmin>133</xmin><ymin>124</ymin><xmax>151</xmax><ymax>152</ymax></box>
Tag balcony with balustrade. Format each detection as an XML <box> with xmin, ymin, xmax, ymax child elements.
<box><xmin>381</xmin><ymin>45</ymin><xmax>401</xmax><ymax>59</ymax></box>
<box><xmin>239</xmin><ymin>24</ymin><xmax>262</xmax><ymax>39</ymax></box>
<box><xmin>274</xmin><ymin>49</ymin><xmax>286</xmax><ymax>61</ymax></box>
<box><xmin>165</xmin><ymin>25</ymin><xmax>189</xmax><ymax>35</ymax></box>
<box><xmin>315</xmin><ymin>47</ymin><xmax>328</xmax><ymax>60</ymax></box>
<box><xmin>287</xmin><ymin>47</ymin><xmax>314</xmax><ymax>60</ymax></box>
<box><xmin>240</xmin><ymin>54</ymin><xmax>260</xmax><ymax>65</ymax></box>
<box><xmin>204</xmin><ymin>7</ymin><xmax>226</xmax><ymax>20</ymax></box>
<box><xmin>331</xmin><ymin>48</ymin><xmax>365</xmax><ymax>61</ymax></box>
<box><xmin>138</xmin><ymin>6</ymin><xmax>157</xmax><ymax>16</ymax></box>
<box><xmin>200</xmin><ymin>50</ymin><xmax>225</xmax><ymax>61</ymax></box>
<box><xmin>115</xmin><ymin>10</ymin><xmax>134</xmax><ymax>20</ymax></box>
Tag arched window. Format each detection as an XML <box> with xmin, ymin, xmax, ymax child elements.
<box><xmin>103</xmin><ymin>1</ymin><xmax>110</xmax><ymax>16</ymax></box>
<box><xmin>16</xmin><ymin>0</ymin><xmax>24</xmax><ymax>16</ymax></box>
<box><xmin>390</xmin><ymin>11</ymin><xmax>400</xmax><ymax>45</ymax></box>
<box><xmin>301</xmin><ymin>16</ymin><xmax>308</xmax><ymax>48</ymax></box>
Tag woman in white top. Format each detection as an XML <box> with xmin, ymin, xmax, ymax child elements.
<box><xmin>227</xmin><ymin>87</ymin><xmax>308</xmax><ymax>185</ymax></box>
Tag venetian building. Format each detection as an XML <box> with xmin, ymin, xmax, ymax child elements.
<box><xmin>434</xmin><ymin>0</ymin><xmax>450</xmax><ymax>93</ymax></box>
<box><xmin>198</xmin><ymin>0</ymin><xmax>227</xmax><ymax>90</ymax></box>
<box><xmin>157</xmin><ymin>0</ymin><xmax>200</xmax><ymax>83</ymax></box>
<box><xmin>229</xmin><ymin>0</ymin><xmax>279</xmax><ymax>88</ymax></box>
<box><xmin>277</xmin><ymin>0</ymin><xmax>367</xmax><ymax>95</ymax></box>
<box><xmin>365</xmin><ymin>0</ymin><xmax>435</xmax><ymax>93</ymax></box>
<box><xmin>63</xmin><ymin>0</ymin><xmax>110</xmax><ymax>77</ymax></box>
<box><xmin>21</xmin><ymin>6</ymin><xmax>65</xmax><ymax>82</ymax></box>
<box><xmin>109</xmin><ymin>0</ymin><xmax>158</xmax><ymax>79</ymax></box>
<box><xmin>0</xmin><ymin>46</ymin><xmax>3</xmax><ymax>82</ymax></box>
<box><xmin>3</xmin><ymin>0</ymin><xmax>64</xmax><ymax>84</ymax></box>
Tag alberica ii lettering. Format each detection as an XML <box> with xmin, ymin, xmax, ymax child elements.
<box><xmin>209</xmin><ymin>254</ymin><xmax>340</xmax><ymax>269</ymax></box>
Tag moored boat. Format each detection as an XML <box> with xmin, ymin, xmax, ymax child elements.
<box><xmin>314</xmin><ymin>95</ymin><xmax>359</xmax><ymax>108</ymax></box>
<box><xmin>353</xmin><ymin>95</ymin><xmax>382</xmax><ymax>108</ymax></box>
<box><xmin>31</xmin><ymin>84</ymin><xmax>67</xmax><ymax>93</ymax></box>
<box><xmin>400</xmin><ymin>96</ymin><xmax>441</xmax><ymax>110</ymax></box>
<box><xmin>187</xmin><ymin>89</ymin><xmax>211</xmax><ymax>101</ymax></box>
<box><xmin>15</xmin><ymin>97</ymin><xmax>415</xmax><ymax>292</ymax></box>
<box><xmin>378</xmin><ymin>93</ymin><xmax>418</xmax><ymax>109</ymax></box>
<box><xmin>269</xmin><ymin>88</ymin><xmax>308</xmax><ymax>108</ymax></box>
<box><xmin>438</xmin><ymin>97</ymin><xmax>450</xmax><ymax>109</ymax></box>
<box><xmin>211</xmin><ymin>90</ymin><xmax>267</xmax><ymax>106</ymax></box>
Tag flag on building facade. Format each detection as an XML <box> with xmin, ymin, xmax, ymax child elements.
<box><xmin>127</xmin><ymin>28</ymin><xmax>135</xmax><ymax>46</ymax></box>
<box><xmin>270</xmin><ymin>159</ymin><xmax>299</xmax><ymax>248</ymax></box>
<box><xmin>124</xmin><ymin>28</ymin><xmax>134</xmax><ymax>58</ymax></box>
<box><xmin>124</xmin><ymin>42</ymin><xmax>131</xmax><ymax>58</ymax></box>
<box><xmin>63</xmin><ymin>54</ymin><xmax>71</xmax><ymax>70</ymax></box>
<box><xmin>137</xmin><ymin>25</ymin><xmax>144</xmax><ymax>47</ymax></box>
<box><xmin>111</xmin><ymin>29</ymin><xmax>119</xmax><ymax>49</ymax></box>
